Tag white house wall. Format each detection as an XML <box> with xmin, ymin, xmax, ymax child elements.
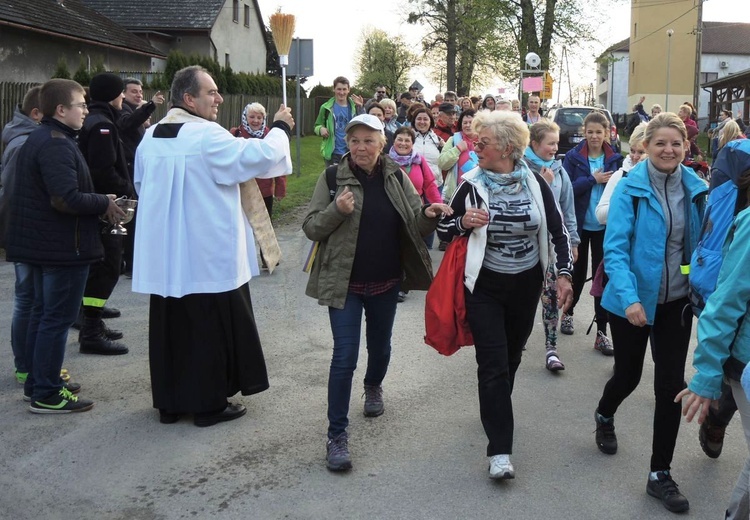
<box><xmin>210</xmin><ymin>0</ymin><xmax>266</xmax><ymax>73</ymax></box>
<box><xmin>699</xmin><ymin>54</ymin><xmax>750</xmax><ymax>122</ymax></box>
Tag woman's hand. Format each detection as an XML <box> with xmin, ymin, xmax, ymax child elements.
<box><xmin>572</xmin><ymin>246</ymin><xmax>579</xmax><ymax>263</ymax></box>
<box><xmin>625</xmin><ymin>302</ymin><xmax>647</xmax><ymax>327</ymax></box>
<box><xmin>462</xmin><ymin>208</ymin><xmax>489</xmax><ymax>229</ymax></box>
<box><xmin>675</xmin><ymin>388</ymin><xmax>714</xmax><ymax>424</ymax></box>
<box><xmin>456</xmin><ymin>140</ymin><xmax>468</xmax><ymax>153</ymax></box>
<box><xmin>540</xmin><ymin>166</ymin><xmax>555</xmax><ymax>185</ymax></box>
<box><xmin>594</xmin><ymin>170</ymin><xmax>613</xmax><ymax>184</ymax></box>
<box><xmin>335</xmin><ymin>186</ymin><xmax>355</xmax><ymax>215</ymax></box>
<box><xmin>556</xmin><ymin>275</ymin><xmax>574</xmax><ymax>312</ymax></box>
<box><xmin>424</xmin><ymin>203</ymin><xmax>453</xmax><ymax>218</ymax></box>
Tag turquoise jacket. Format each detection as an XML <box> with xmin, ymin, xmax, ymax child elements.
<box><xmin>313</xmin><ymin>97</ymin><xmax>362</xmax><ymax>161</ymax></box>
<box><xmin>601</xmin><ymin>160</ymin><xmax>707</xmax><ymax>324</ymax></box>
<box><xmin>689</xmin><ymin>207</ymin><xmax>750</xmax><ymax>399</ymax></box>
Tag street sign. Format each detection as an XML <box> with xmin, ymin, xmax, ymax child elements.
<box><xmin>541</xmin><ymin>71</ymin><xmax>553</xmax><ymax>100</ymax></box>
<box><xmin>288</xmin><ymin>39</ymin><xmax>313</xmax><ymax>77</ymax></box>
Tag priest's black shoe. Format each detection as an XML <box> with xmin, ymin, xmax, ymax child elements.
<box><xmin>159</xmin><ymin>410</ymin><xmax>182</xmax><ymax>424</ymax></box>
<box><xmin>193</xmin><ymin>403</ymin><xmax>247</xmax><ymax>427</ymax></box>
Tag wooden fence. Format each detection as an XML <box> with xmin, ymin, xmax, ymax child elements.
<box><xmin>0</xmin><ymin>82</ymin><xmax>322</xmax><ymax>147</ymax></box>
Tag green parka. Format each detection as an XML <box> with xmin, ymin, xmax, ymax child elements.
<box><xmin>303</xmin><ymin>154</ymin><xmax>438</xmax><ymax>309</ymax></box>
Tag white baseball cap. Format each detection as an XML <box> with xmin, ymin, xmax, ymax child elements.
<box><xmin>345</xmin><ymin>114</ymin><xmax>385</xmax><ymax>134</ymax></box>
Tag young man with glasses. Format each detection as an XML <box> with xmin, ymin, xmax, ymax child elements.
<box><xmin>5</xmin><ymin>79</ymin><xmax>123</xmax><ymax>413</ymax></box>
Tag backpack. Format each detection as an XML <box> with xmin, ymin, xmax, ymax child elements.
<box><xmin>689</xmin><ymin>139</ymin><xmax>750</xmax><ymax>316</ymax></box>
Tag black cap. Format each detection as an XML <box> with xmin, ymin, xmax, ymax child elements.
<box><xmin>89</xmin><ymin>73</ymin><xmax>124</xmax><ymax>102</ymax></box>
<box><xmin>439</xmin><ymin>102</ymin><xmax>456</xmax><ymax>113</ymax></box>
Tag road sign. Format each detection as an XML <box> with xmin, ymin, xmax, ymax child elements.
<box><xmin>541</xmin><ymin>72</ymin><xmax>553</xmax><ymax>100</ymax></box>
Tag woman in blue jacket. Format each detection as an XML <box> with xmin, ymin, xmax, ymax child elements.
<box><xmin>594</xmin><ymin>113</ymin><xmax>707</xmax><ymax>514</ymax></box>
<box><xmin>562</xmin><ymin>111</ymin><xmax>622</xmax><ymax>354</ymax></box>
<box><xmin>677</xmin><ymin>171</ymin><xmax>750</xmax><ymax>520</ymax></box>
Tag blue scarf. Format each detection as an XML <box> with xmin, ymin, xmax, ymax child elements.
<box><xmin>475</xmin><ymin>161</ymin><xmax>530</xmax><ymax>195</ymax></box>
<box><xmin>523</xmin><ymin>147</ymin><xmax>554</xmax><ymax>168</ymax></box>
<box><xmin>388</xmin><ymin>147</ymin><xmax>421</xmax><ymax>167</ymax></box>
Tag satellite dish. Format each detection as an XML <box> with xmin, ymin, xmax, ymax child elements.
<box><xmin>525</xmin><ymin>52</ymin><xmax>541</xmax><ymax>68</ymax></box>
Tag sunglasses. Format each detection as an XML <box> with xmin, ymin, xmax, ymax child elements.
<box><xmin>474</xmin><ymin>140</ymin><xmax>497</xmax><ymax>152</ymax></box>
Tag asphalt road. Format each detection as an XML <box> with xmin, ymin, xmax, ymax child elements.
<box><xmin>0</xmin><ymin>218</ymin><xmax>743</xmax><ymax>520</ymax></box>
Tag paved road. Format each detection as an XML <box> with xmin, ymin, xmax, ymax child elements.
<box><xmin>0</xmin><ymin>219</ymin><xmax>743</xmax><ymax>520</ymax></box>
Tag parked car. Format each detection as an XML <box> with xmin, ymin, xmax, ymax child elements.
<box><xmin>545</xmin><ymin>105</ymin><xmax>621</xmax><ymax>158</ymax></box>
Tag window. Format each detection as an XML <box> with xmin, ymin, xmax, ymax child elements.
<box><xmin>232</xmin><ymin>0</ymin><xmax>239</xmax><ymax>23</ymax></box>
<box><xmin>225</xmin><ymin>53</ymin><xmax>230</xmax><ymax>68</ymax></box>
<box><xmin>634</xmin><ymin>23</ymin><xmax>637</xmax><ymax>38</ymax></box>
<box><xmin>700</xmin><ymin>72</ymin><xmax>718</xmax><ymax>84</ymax></box>
<box><xmin>244</xmin><ymin>4</ymin><xmax>250</xmax><ymax>27</ymax></box>
<box><xmin>632</xmin><ymin>61</ymin><xmax>635</xmax><ymax>75</ymax></box>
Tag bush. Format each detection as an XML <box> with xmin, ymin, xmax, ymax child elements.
<box><xmin>73</xmin><ymin>58</ymin><xmax>91</xmax><ymax>86</ymax></box>
<box><xmin>52</xmin><ymin>56</ymin><xmax>71</xmax><ymax>79</ymax></box>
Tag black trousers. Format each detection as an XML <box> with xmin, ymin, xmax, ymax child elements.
<box><xmin>597</xmin><ymin>297</ymin><xmax>692</xmax><ymax>471</ymax></box>
<box><xmin>465</xmin><ymin>264</ymin><xmax>543</xmax><ymax>456</ymax></box>
<box><xmin>571</xmin><ymin>229</ymin><xmax>607</xmax><ymax>331</ymax></box>
<box><xmin>82</xmin><ymin>231</ymin><xmax>122</xmax><ymax>306</ymax></box>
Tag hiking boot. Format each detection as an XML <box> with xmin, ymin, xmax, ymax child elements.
<box><xmin>100</xmin><ymin>321</ymin><xmax>124</xmax><ymax>341</ymax></box>
<box><xmin>647</xmin><ymin>471</ymin><xmax>690</xmax><ymax>513</ymax></box>
<box><xmin>594</xmin><ymin>331</ymin><xmax>614</xmax><ymax>356</ymax></box>
<box><xmin>326</xmin><ymin>433</ymin><xmax>352</xmax><ymax>471</ymax></box>
<box><xmin>438</xmin><ymin>240</ymin><xmax>448</xmax><ymax>251</ymax></box>
<box><xmin>560</xmin><ymin>313</ymin><xmax>574</xmax><ymax>335</ymax></box>
<box><xmin>101</xmin><ymin>306</ymin><xmax>121</xmax><ymax>319</ymax></box>
<box><xmin>699</xmin><ymin>416</ymin><xmax>726</xmax><ymax>459</ymax></box>
<box><xmin>29</xmin><ymin>388</ymin><xmax>94</xmax><ymax>414</ymax></box>
<box><xmin>595</xmin><ymin>411</ymin><xmax>617</xmax><ymax>454</ymax></box>
<box><xmin>488</xmin><ymin>454</ymin><xmax>515</xmax><ymax>480</ymax></box>
<box><xmin>79</xmin><ymin>317</ymin><xmax>128</xmax><ymax>355</ymax></box>
<box><xmin>397</xmin><ymin>291</ymin><xmax>406</xmax><ymax>303</ymax></box>
<box><xmin>363</xmin><ymin>385</ymin><xmax>384</xmax><ymax>417</ymax></box>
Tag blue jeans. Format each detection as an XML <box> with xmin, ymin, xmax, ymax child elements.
<box><xmin>24</xmin><ymin>264</ymin><xmax>89</xmax><ymax>401</ymax></box>
<box><xmin>327</xmin><ymin>285</ymin><xmax>399</xmax><ymax>438</ymax></box>
<box><xmin>11</xmin><ymin>263</ymin><xmax>34</xmax><ymax>373</ymax></box>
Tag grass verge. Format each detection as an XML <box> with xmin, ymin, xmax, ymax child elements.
<box><xmin>273</xmin><ymin>135</ymin><xmax>326</xmax><ymax>225</ymax></box>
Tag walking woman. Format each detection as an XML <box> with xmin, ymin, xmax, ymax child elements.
<box><xmin>523</xmin><ymin>119</ymin><xmax>579</xmax><ymax>371</ymax></box>
<box><xmin>594</xmin><ymin>113</ymin><xmax>707</xmax><ymax>513</ymax></box>
<box><xmin>437</xmin><ymin>110</ymin><xmax>573</xmax><ymax>479</ymax></box>
<box><xmin>409</xmin><ymin>106</ymin><xmax>444</xmax><ymax>190</ymax></box>
<box><xmin>562</xmin><ymin>111</ymin><xmax>623</xmax><ymax>354</ymax></box>
<box><xmin>677</xmin><ymin>169</ymin><xmax>750</xmax><ymax>519</ymax></box>
<box><xmin>303</xmin><ymin>114</ymin><xmax>451</xmax><ymax>472</ymax></box>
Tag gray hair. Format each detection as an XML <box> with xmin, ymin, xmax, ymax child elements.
<box><xmin>380</xmin><ymin>98</ymin><xmax>397</xmax><ymax>113</ymax></box>
<box><xmin>123</xmin><ymin>77</ymin><xmax>142</xmax><ymax>88</ymax></box>
<box><xmin>244</xmin><ymin>102</ymin><xmax>266</xmax><ymax>117</ymax></box>
<box><xmin>471</xmin><ymin>110</ymin><xmax>530</xmax><ymax>161</ymax></box>
<box><xmin>170</xmin><ymin>65</ymin><xmax>208</xmax><ymax>108</ymax></box>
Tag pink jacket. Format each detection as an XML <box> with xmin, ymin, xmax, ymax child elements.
<box><xmin>405</xmin><ymin>158</ymin><xmax>441</xmax><ymax>204</ymax></box>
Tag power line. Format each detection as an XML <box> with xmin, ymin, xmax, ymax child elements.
<box><xmin>631</xmin><ymin>5</ymin><xmax>698</xmax><ymax>46</ymax></box>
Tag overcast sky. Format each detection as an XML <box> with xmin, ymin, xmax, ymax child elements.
<box><xmin>256</xmin><ymin>0</ymin><xmax>748</xmax><ymax>99</ymax></box>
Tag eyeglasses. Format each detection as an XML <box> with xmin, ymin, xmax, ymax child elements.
<box><xmin>376</xmin><ymin>91</ymin><xmax>386</xmax><ymax>95</ymax></box>
<box><xmin>474</xmin><ymin>140</ymin><xmax>498</xmax><ymax>152</ymax></box>
<box><xmin>67</xmin><ymin>102</ymin><xmax>87</xmax><ymax>109</ymax></box>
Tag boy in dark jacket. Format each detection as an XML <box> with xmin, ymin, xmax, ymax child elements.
<box><xmin>6</xmin><ymin>78</ymin><xmax>123</xmax><ymax>413</ymax></box>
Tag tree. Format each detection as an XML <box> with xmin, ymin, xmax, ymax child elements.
<box><xmin>73</xmin><ymin>58</ymin><xmax>91</xmax><ymax>86</ymax></box>
<box><xmin>407</xmin><ymin>0</ymin><xmax>600</xmax><ymax>94</ymax></box>
<box><xmin>354</xmin><ymin>28</ymin><xmax>418</xmax><ymax>98</ymax></box>
<box><xmin>52</xmin><ymin>56</ymin><xmax>71</xmax><ymax>79</ymax></box>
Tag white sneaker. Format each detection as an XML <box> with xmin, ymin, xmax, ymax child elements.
<box><xmin>488</xmin><ymin>454</ymin><xmax>515</xmax><ymax>480</ymax></box>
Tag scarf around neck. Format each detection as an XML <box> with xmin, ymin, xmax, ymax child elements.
<box><xmin>524</xmin><ymin>147</ymin><xmax>554</xmax><ymax>168</ymax></box>
<box><xmin>388</xmin><ymin>147</ymin><xmax>421</xmax><ymax>167</ymax></box>
<box><xmin>475</xmin><ymin>161</ymin><xmax>530</xmax><ymax>195</ymax></box>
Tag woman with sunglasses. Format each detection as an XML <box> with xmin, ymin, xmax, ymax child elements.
<box><xmin>437</xmin><ymin>110</ymin><xmax>573</xmax><ymax>480</ymax></box>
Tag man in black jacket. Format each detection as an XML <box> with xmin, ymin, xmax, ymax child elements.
<box><xmin>77</xmin><ymin>73</ymin><xmax>134</xmax><ymax>355</ymax></box>
<box><xmin>6</xmin><ymin>78</ymin><xmax>122</xmax><ymax>413</ymax></box>
<box><xmin>117</xmin><ymin>78</ymin><xmax>165</xmax><ymax>276</ymax></box>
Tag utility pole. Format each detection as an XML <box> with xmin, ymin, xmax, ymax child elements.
<box><xmin>693</xmin><ymin>0</ymin><xmax>704</xmax><ymax>112</ymax></box>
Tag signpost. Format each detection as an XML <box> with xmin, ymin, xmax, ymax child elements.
<box><xmin>288</xmin><ymin>38</ymin><xmax>313</xmax><ymax>176</ymax></box>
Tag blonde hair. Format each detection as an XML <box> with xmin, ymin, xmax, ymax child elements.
<box><xmin>471</xmin><ymin>110</ymin><xmax>529</xmax><ymax>161</ymax></box>
<box><xmin>629</xmin><ymin>122</ymin><xmax>648</xmax><ymax>148</ymax></box>
<box><xmin>719</xmin><ymin>120</ymin><xmax>743</xmax><ymax>149</ymax></box>
<box><xmin>644</xmin><ymin>112</ymin><xmax>687</xmax><ymax>144</ymax></box>
<box><xmin>380</xmin><ymin>98</ymin><xmax>397</xmax><ymax>113</ymax></box>
<box><xmin>529</xmin><ymin>119</ymin><xmax>560</xmax><ymax>147</ymax></box>
<box><xmin>678</xmin><ymin>104</ymin><xmax>693</xmax><ymax>118</ymax></box>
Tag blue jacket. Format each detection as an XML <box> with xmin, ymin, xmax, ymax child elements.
<box><xmin>5</xmin><ymin>118</ymin><xmax>109</xmax><ymax>266</ymax></box>
<box><xmin>690</xmin><ymin>207</ymin><xmax>750</xmax><ymax>399</ymax></box>
<box><xmin>563</xmin><ymin>141</ymin><xmax>623</xmax><ymax>231</ymax></box>
<box><xmin>601</xmin><ymin>160</ymin><xmax>707</xmax><ymax>324</ymax></box>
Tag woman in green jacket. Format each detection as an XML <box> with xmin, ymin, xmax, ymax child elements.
<box><xmin>303</xmin><ymin>114</ymin><xmax>452</xmax><ymax>472</ymax></box>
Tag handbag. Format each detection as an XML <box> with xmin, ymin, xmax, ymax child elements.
<box><xmin>424</xmin><ymin>236</ymin><xmax>474</xmax><ymax>355</ymax></box>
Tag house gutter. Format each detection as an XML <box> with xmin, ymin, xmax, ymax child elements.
<box><xmin>0</xmin><ymin>20</ymin><xmax>165</xmax><ymax>58</ymax></box>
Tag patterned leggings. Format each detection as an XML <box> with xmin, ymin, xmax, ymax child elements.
<box><xmin>540</xmin><ymin>265</ymin><xmax>558</xmax><ymax>353</ymax></box>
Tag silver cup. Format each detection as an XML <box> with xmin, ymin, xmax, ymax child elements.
<box><xmin>109</xmin><ymin>197</ymin><xmax>137</xmax><ymax>235</ymax></box>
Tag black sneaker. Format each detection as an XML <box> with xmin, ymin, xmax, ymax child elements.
<box><xmin>699</xmin><ymin>416</ymin><xmax>725</xmax><ymax>459</ymax></box>
<box><xmin>326</xmin><ymin>433</ymin><xmax>352</xmax><ymax>471</ymax></box>
<box><xmin>647</xmin><ymin>471</ymin><xmax>689</xmax><ymax>513</ymax></box>
<box><xmin>29</xmin><ymin>388</ymin><xmax>94</xmax><ymax>414</ymax></box>
<box><xmin>363</xmin><ymin>385</ymin><xmax>384</xmax><ymax>417</ymax></box>
<box><xmin>595</xmin><ymin>410</ymin><xmax>617</xmax><ymax>454</ymax></box>
<box><xmin>24</xmin><ymin>382</ymin><xmax>80</xmax><ymax>402</ymax></box>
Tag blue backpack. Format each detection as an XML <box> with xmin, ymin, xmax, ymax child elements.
<box><xmin>689</xmin><ymin>139</ymin><xmax>750</xmax><ymax>316</ymax></box>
